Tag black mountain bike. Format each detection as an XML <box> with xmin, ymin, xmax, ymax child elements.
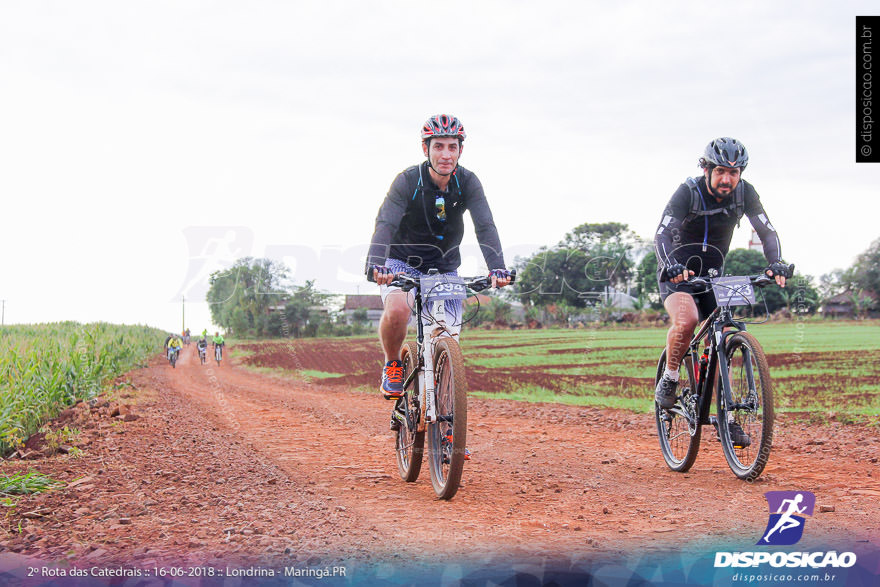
<box><xmin>386</xmin><ymin>269</ymin><xmax>514</xmax><ymax>500</ymax></box>
<box><xmin>169</xmin><ymin>348</ymin><xmax>180</xmax><ymax>369</ymax></box>
<box><xmin>214</xmin><ymin>344</ymin><xmax>223</xmax><ymax>366</ymax></box>
<box><xmin>198</xmin><ymin>344</ymin><xmax>207</xmax><ymax>365</ymax></box>
<box><xmin>655</xmin><ymin>271</ymin><xmax>789</xmax><ymax>481</ymax></box>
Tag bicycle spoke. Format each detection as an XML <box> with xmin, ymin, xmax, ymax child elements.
<box><xmin>654</xmin><ymin>350</ymin><xmax>701</xmax><ymax>472</ymax></box>
<box><xmin>395</xmin><ymin>342</ymin><xmax>423</xmax><ymax>483</ymax></box>
<box><xmin>717</xmin><ymin>332</ymin><xmax>774</xmax><ymax>481</ymax></box>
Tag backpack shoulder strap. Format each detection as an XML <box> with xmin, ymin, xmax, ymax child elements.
<box><xmin>732</xmin><ymin>181</ymin><xmax>745</xmax><ymax>226</ymax></box>
<box><xmin>683</xmin><ymin>177</ymin><xmax>702</xmax><ymax>224</ymax></box>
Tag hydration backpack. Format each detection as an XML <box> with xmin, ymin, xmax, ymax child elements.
<box><xmin>683</xmin><ymin>177</ymin><xmax>745</xmax><ymax>228</ymax></box>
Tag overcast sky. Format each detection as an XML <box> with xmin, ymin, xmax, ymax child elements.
<box><xmin>1</xmin><ymin>1</ymin><xmax>877</xmax><ymax>332</ymax></box>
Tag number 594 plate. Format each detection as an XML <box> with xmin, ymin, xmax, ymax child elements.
<box><xmin>421</xmin><ymin>275</ymin><xmax>468</xmax><ymax>301</ymax></box>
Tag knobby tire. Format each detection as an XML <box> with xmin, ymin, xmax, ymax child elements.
<box><xmin>716</xmin><ymin>332</ymin><xmax>774</xmax><ymax>481</ymax></box>
<box><xmin>395</xmin><ymin>341</ymin><xmax>424</xmax><ymax>482</ymax></box>
<box><xmin>428</xmin><ymin>337</ymin><xmax>467</xmax><ymax>500</ymax></box>
<box><xmin>654</xmin><ymin>349</ymin><xmax>701</xmax><ymax>472</ymax></box>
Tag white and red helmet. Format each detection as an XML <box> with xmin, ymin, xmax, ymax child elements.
<box><xmin>421</xmin><ymin>114</ymin><xmax>466</xmax><ymax>142</ymax></box>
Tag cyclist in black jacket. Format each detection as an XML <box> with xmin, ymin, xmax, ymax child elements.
<box><xmin>366</xmin><ymin>114</ymin><xmax>511</xmax><ymax>400</ymax></box>
<box><xmin>653</xmin><ymin>138</ymin><xmax>791</xmax><ymax>429</ymax></box>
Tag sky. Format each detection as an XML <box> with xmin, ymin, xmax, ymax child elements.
<box><xmin>1</xmin><ymin>1</ymin><xmax>878</xmax><ymax>332</ymax></box>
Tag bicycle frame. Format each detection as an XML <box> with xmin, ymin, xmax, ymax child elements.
<box><xmin>400</xmin><ymin>277</ymin><xmax>465</xmax><ymax>431</ymax></box>
<box><xmin>392</xmin><ymin>271</ymin><xmax>504</xmax><ymax>431</ymax></box>
<box><xmin>675</xmin><ymin>274</ymin><xmax>772</xmax><ymax>426</ymax></box>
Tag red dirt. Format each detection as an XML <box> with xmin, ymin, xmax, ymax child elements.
<box><xmin>1</xmin><ymin>343</ymin><xmax>879</xmax><ymax>572</ymax></box>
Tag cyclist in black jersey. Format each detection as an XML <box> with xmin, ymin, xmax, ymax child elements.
<box><xmin>366</xmin><ymin>114</ymin><xmax>511</xmax><ymax>401</ymax></box>
<box><xmin>653</xmin><ymin>138</ymin><xmax>792</xmax><ymax>430</ymax></box>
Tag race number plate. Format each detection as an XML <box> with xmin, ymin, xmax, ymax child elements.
<box><xmin>712</xmin><ymin>276</ymin><xmax>756</xmax><ymax>307</ymax></box>
<box><xmin>421</xmin><ymin>275</ymin><xmax>468</xmax><ymax>301</ymax></box>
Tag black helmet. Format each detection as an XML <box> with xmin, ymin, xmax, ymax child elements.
<box><xmin>421</xmin><ymin>114</ymin><xmax>466</xmax><ymax>142</ymax></box>
<box><xmin>700</xmin><ymin>137</ymin><xmax>748</xmax><ymax>170</ymax></box>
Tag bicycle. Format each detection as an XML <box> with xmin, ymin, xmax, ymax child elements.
<box><xmin>197</xmin><ymin>344</ymin><xmax>207</xmax><ymax>365</ymax></box>
<box><xmin>383</xmin><ymin>269</ymin><xmax>514</xmax><ymax>500</ymax></box>
<box><xmin>214</xmin><ymin>344</ymin><xmax>223</xmax><ymax>366</ymax></box>
<box><xmin>654</xmin><ymin>270</ymin><xmax>790</xmax><ymax>481</ymax></box>
<box><xmin>168</xmin><ymin>347</ymin><xmax>180</xmax><ymax>369</ymax></box>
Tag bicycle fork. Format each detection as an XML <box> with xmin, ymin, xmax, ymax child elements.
<box><xmin>417</xmin><ymin>299</ymin><xmax>456</xmax><ymax>430</ymax></box>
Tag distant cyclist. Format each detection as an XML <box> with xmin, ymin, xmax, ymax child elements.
<box><xmin>653</xmin><ymin>137</ymin><xmax>791</xmax><ymax>445</ymax></box>
<box><xmin>212</xmin><ymin>332</ymin><xmax>225</xmax><ymax>364</ymax></box>
<box><xmin>197</xmin><ymin>337</ymin><xmax>208</xmax><ymax>362</ymax></box>
<box><xmin>167</xmin><ymin>334</ymin><xmax>183</xmax><ymax>361</ymax></box>
<box><xmin>366</xmin><ymin>114</ymin><xmax>511</xmax><ymax>402</ymax></box>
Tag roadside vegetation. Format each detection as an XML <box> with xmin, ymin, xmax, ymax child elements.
<box><xmin>0</xmin><ymin>322</ymin><xmax>164</xmax><ymax>454</ymax></box>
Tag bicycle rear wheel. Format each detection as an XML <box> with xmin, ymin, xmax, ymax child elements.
<box><xmin>654</xmin><ymin>349</ymin><xmax>701</xmax><ymax>472</ymax></box>
<box><xmin>716</xmin><ymin>332</ymin><xmax>774</xmax><ymax>481</ymax></box>
<box><xmin>395</xmin><ymin>341</ymin><xmax>424</xmax><ymax>482</ymax></box>
<box><xmin>428</xmin><ymin>337</ymin><xmax>467</xmax><ymax>500</ymax></box>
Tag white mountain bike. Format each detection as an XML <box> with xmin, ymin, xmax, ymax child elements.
<box><xmin>388</xmin><ymin>269</ymin><xmax>514</xmax><ymax>500</ymax></box>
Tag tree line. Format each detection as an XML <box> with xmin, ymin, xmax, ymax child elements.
<box><xmin>206</xmin><ymin>229</ymin><xmax>879</xmax><ymax>338</ymax></box>
<box><xmin>206</xmin><ymin>258</ymin><xmax>372</xmax><ymax>338</ymax></box>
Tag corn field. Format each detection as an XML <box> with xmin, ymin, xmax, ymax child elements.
<box><xmin>0</xmin><ymin>322</ymin><xmax>165</xmax><ymax>454</ymax></box>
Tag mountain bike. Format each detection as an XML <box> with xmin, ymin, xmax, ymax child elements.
<box><xmin>214</xmin><ymin>344</ymin><xmax>223</xmax><ymax>366</ymax></box>
<box><xmin>386</xmin><ymin>269</ymin><xmax>515</xmax><ymax>500</ymax></box>
<box><xmin>654</xmin><ymin>270</ymin><xmax>789</xmax><ymax>481</ymax></box>
<box><xmin>169</xmin><ymin>347</ymin><xmax>180</xmax><ymax>369</ymax></box>
<box><xmin>198</xmin><ymin>344</ymin><xmax>207</xmax><ymax>365</ymax></box>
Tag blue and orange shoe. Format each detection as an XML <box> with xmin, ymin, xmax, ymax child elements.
<box><xmin>443</xmin><ymin>430</ymin><xmax>471</xmax><ymax>461</ymax></box>
<box><xmin>381</xmin><ymin>360</ymin><xmax>404</xmax><ymax>400</ymax></box>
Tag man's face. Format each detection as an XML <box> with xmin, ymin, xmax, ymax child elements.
<box><xmin>423</xmin><ymin>137</ymin><xmax>461</xmax><ymax>175</ymax></box>
<box><xmin>705</xmin><ymin>165</ymin><xmax>741</xmax><ymax>197</ymax></box>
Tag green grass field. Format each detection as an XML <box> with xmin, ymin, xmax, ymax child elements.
<box><xmin>233</xmin><ymin>320</ymin><xmax>880</xmax><ymax>421</ymax></box>
<box><xmin>459</xmin><ymin>321</ymin><xmax>880</xmax><ymax>418</ymax></box>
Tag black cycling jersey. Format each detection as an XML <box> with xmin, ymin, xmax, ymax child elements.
<box><xmin>366</xmin><ymin>161</ymin><xmax>505</xmax><ymax>274</ymax></box>
<box><xmin>654</xmin><ymin>176</ymin><xmax>782</xmax><ymax>280</ymax></box>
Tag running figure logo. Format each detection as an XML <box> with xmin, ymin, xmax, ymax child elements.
<box><xmin>759</xmin><ymin>491</ymin><xmax>816</xmax><ymax>546</ymax></box>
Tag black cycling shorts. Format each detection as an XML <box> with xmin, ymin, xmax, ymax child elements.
<box><xmin>658</xmin><ymin>280</ymin><xmax>717</xmax><ymax>322</ymax></box>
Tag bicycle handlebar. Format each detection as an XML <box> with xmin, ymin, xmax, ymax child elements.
<box><xmin>684</xmin><ymin>264</ymin><xmax>794</xmax><ymax>289</ymax></box>
<box><xmin>368</xmin><ymin>268</ymin><xmax>517</xmax><ymax>292</ymax></box>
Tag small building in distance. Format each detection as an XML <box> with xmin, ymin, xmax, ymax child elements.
<box><xmin>342</xmin><ymin>295</ymin><xmax>384</xmax><ymax>328</ymax></box>
<box><xmin>821</xmin><ymin>290</ymin><xmax>878</xmax><ymax>319</ymax></box>
<box><xmin>748</xmin><ymin>228</ymin><xmax>763</xmax><ymax>252</ymax></box>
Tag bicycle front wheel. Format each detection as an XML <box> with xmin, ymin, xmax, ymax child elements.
<box><xmin>654</xmin><ymin>349</ymin><xmax>700</xmax><ymax>472</ymax></box>
<box><xmin>395</xmin><ymin>341</ymin><xmax>424</xmax><ymax>482</ymax></box>
<box><xmin>716</xmin><ymin>332</ymin><xmax>774</xmax><ymax>481</ymax></box>
<box><xmin>428</xmin><ymin>337</ymin><xmax>467</xmax><ymax>500</ymax></box>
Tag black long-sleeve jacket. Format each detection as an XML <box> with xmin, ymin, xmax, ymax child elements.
<box><xmin>365</xmin><ymin>161</ymin><xmax>505</xmax><ymax>274</ymax></box>
<box><xmin>654</xmin><ymin>176</ymin><xmax>782</xmax><ymax>278</ymax></box>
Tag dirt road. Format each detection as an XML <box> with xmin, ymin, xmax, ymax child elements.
<box><xmin>1</xmin><ymin>345</ymin><xmax>879</xmax><ymax>572</ymax></box>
